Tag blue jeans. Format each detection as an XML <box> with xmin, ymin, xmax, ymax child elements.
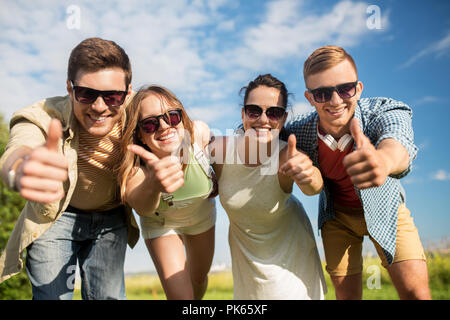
<box><xmin>25</xmin><ymin>206</ymin><xmax>128</xmax><ymax>300</ymax></box>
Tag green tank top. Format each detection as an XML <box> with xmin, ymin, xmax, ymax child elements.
<box><xmin>157</xmin><ymin>143</ymin><xmax>212</xmax><ymax>212</ymax></box>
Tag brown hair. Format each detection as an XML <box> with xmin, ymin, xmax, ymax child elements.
<box><xmin>68</xmin><ymin>37</ymin><xmax>132</xmax><ymax>88</ymax></box>
<box><xmin>118</xmin><ymin>85</ymin><xmax>194</xmax><ymax>203</ymax></box>
<box><xmin>303</xmin><ymin>45</ymin><xmax>357</xmax><ymax>81</ymax></box>
<box><xmin>240</xmin><ymin>73</ymin><xmax>290</xmax><ymax>108</ymax></box>
<box><xmin>238</xmin><ymin>74</ymin><xmax>290</xmax><ymax>140</ymax></box>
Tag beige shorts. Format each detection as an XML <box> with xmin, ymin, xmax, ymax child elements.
<box><xmin>140</xmin><ymin>198</ymin><xmax>216</xmax><ymax>239</ymax></box>
<box><xmin>321</xmin><ymin>203</ymin><xmax>426</xmax><ymax>276</ymax></box>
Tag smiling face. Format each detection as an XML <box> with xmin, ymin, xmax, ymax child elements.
<box><xmin>241</xmin><ymin>85</ymin><xmax>287</xmax><ymax>144</ymax></box>
<box><xmin>304</xmin><ymin>59</ymin><xmax>363</xmax><ymax>138</ymax></box>
<box><xmin>67</xmin><ymin>67</ymin><xmax>131</xmax><ymax>137</ymax></box>
<box><xmin>138</xmin><ymin>93</ymin><xmax>185</xmax><ymax>159</ymax></box>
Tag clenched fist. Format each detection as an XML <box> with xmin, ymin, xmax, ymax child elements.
<box><xmin>342</xmin><ymin>118</ymin><xmax>389</xmax><ymax>189</ymax></box>
<box><xmin>15</xmin><ymin>119</ymin><xmax>69</xmax><ymax>203</ymax></box>
<box><xmin>279</xmin><ymin>134</ymin><xmax>315</xmax><ymax>185</ymax></box>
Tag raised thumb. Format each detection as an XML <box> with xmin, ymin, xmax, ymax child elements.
<box><xmin>349</xmin><ymin>118</ymin><xmax>365</xmax><ymax>149</ymax></box>
<box><xmin>287</xmin><ymin>134</ymin><xmax>297</xmax><ymax>158</ymax></box>
<box><xmin>45</xmin><ymin>119</ymin><xmax>62</xmax><ymax>151</ymax></box>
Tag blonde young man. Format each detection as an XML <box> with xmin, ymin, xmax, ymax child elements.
<box><xmin>287</xmin><ymin>46</ymin><xmax>431</xmax><ymax>300</ymax></box>
<box><xmin>0</xmin><ymin>38</ymin><xmax>139</xmax><ymax>299</ymax></box>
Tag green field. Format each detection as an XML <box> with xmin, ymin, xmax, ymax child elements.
<box><xmin>74</xmin><ymin>252</ymin><xmax>450</xmax><ymax>300</ymax></box>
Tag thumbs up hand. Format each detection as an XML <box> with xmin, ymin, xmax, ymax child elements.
<box><xmin>16</xmin><ymin>119</ymin><xmax>69</xmax><ymax>203</ymax></box>
<box><xmin>127</xmin><ymin>144</ymin><xmax>184</xmax><ymax>194</ymax></box>
<box><xmin>279</xmin><ymin>134</ymin><xmax>315</xmax><ymax>185</ymax></box>
<box><xmin>342</xmin><ymin>118</ymin><xmax>389</xmax><ymax>189</ymax></box>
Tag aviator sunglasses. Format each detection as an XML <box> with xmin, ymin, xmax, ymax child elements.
<box><xmin>138</xmin><ymin>109</ymin><xmax>183</xmax><ymax>134</ymax></box>
<box><xmin>72</xmin><ymin>82</ymin><xmax>128</xmax><ymax>107</ymax></box>
<box><xmin>244</xmin><ymin>104</ymin><xmax>286</xmax><ymax>121</ymax></box>
<box><xmin>308</xmin><ymin>81</ymin><xmax>358</xmax><ymax>103</ymax></box>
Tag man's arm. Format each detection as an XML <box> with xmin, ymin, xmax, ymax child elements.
<box><xmin>376</xmin><ymin>138</ymin><xmax>409</xmax><ymax>175</ymax></box>
<box><xmin>367</xmin><ymin>97</ymin><xmax>417</xmax><ymax>178</ymax></box>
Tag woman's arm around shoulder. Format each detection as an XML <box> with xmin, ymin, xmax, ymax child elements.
<box><xmin>193</xmin><ymin>120</ymin><xmax>211</xmax><ymax>150</ymax></box>
<box><xmin>193</xmin><ymin>120</ymin><xmax>228</xmax><ymax>180</ymax></box>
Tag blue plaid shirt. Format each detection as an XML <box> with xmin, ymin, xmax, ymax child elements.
<box><xmin>286</xmin><ymin>97</ymin><xmax>418</xmax><ymax>265</ymax></box>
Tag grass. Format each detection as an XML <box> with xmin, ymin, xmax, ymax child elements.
<box><xmin>74</xmin><ymin>252</ymin><xmax>450</xmax><ymax>300</ymax></box>
<box><xmin>73</xmin><ymin>270</ymin><xmax>234</xmax><ymax>300</ymax></box>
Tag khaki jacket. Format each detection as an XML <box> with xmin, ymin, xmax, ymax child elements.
<box><xmin>0</xmin><ymin>95</ymin><xmax>139</xmax><ymax>283</ymax></box>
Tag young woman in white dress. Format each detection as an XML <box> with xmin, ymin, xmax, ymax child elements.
<box><xmin>210</xmin><ymin>74</ymin><xmax>327</xmax><ymax>299</ymax></box>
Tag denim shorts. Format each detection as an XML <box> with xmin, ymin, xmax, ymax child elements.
<box><xmin>26</xmin><ymin>206</ymin><xmax>128</xmax><ymax>300</ymax></box>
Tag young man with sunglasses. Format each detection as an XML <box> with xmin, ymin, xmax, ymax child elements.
<box><xmin>286</xmin><ymin>45</ymin><xmax>430</xmax><ymax>300</ymax></box>
<box><xmin>0</xmin><ymin>37</ymin><xmax>139</xmax><ymax>299</ymax></box>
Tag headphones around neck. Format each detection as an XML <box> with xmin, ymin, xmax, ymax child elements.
<box><xmin>317</xmin><ymin>127</ymin><xmax>353</xmax><ymax>152</ymax></box>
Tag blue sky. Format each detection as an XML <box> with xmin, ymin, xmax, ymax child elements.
<box><xmin>1</xmin><ymin>0</ymin><xmax>449</xmax><ymax>273</ymax></box>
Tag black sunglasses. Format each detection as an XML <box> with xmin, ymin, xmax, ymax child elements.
<box><xmin>138</xmin><ymin>109</ymin><xmax>183</xmax><ymax>134</ymax></box>
<box><xmin>72</xmin><ymin>83</ymin><xmax>128</xmax><ymax>107</ymax></box>
<box><xmin>308</xmin><ymin>81</ymin><xmax>358</xmax><ymax>103</ymax></box>
<box><xmin>244</xmin><ymin>104</ymin><xmax>286</xmax><ymax>121</ymax></box>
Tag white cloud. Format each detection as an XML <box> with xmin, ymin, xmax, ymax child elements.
<box><xmin>413</xmin><ymin>96</ymin><xmax>440</xmax><ymax>106</ymax></box>
<box><xmin>0</xmin><ymin>0</ymin><xmax>218</xmax><ymax>120</ymax></box>
<box><xmin>432</xmin><ymin>170</ymin><xmax>450</xmax><ymax>181</ymax></box>
<box><xmin>218</xmin><ymin>0</ymin><xmax>387</xmax><ymax>72</ymax></box>
<box><xmin>216</xmin><ymin>20</ymin><xmax>235</xmax><ymax>32</ymax></box>
<box><xmin>399</xmin><ymin>31</ymin><xmax>450</xmax><ymax>69</ymax></box>
<box><xmin>0</xmin><ymin>0</ymin><xmax>389</xmax><ymax>125</ymax></box>
<box><xmin>287</xmin><ymin>102</ymin><xmax>314</xmax><ymax>122</ymax></box>
<box><xmin>186</xmin><ymin>104</ymin><xmax>234</xmax><ymax>123</ymax></box>
<box><xmin>403</xmin><ymin>176</ymin><xmax>423</xmax><ymax>185</ymax></box>
<box><xmin>417</xmin><ymin>140</ymin><xmax>429</xmax><ymax>151</ymax></box>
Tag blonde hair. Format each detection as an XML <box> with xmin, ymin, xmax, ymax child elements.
<box><xmin>117</xmin><ymin>85</ymin><xmax>194</xmax><ymax>203</ymax></box>
<box><xmin>303</xmin><ymin>45</ymin><xmax>357</xmax><ymax>81</ymax></box>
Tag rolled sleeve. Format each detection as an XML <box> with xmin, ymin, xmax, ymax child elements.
<box><xmin>0</xmin><ymin>121</ymin><xmax>46</xmax><ymax>171</ymax></box>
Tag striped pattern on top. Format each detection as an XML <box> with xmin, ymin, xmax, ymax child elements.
<box><xmin>77</xmin><ymin>121</ymin><xmax>122</xmax><ymax>172</ymax></box>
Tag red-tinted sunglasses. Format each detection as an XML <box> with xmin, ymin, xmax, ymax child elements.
<box><xmin>138</xmin><ymin>109</ymin><xmax>183</xmax><ymax>134</ymax></box>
